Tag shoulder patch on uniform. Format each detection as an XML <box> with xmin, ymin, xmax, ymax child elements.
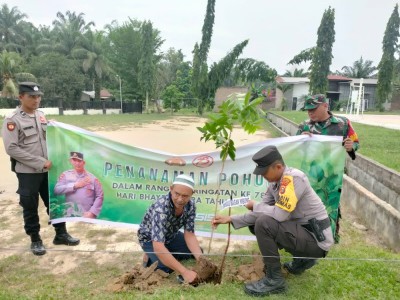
<box><xmin>7</xmin><ymin>122</ymin><xmax>16</xmax><ymax>131</ymax></box>
<box><xmin>276</xmin><ymin>175</ymin><xmax>298</xmax><ymax>212</ymax></box>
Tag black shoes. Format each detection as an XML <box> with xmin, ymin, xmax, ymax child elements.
<box><xmin>244</xmin><ymin>264</ymin><xmax>287</xmax><ymax>297</ymax></box>
<box><xmin>283</xmin><ymin>258</ymin><xmax>317</xmax><ymax>275</ymax></box>
<box><xmin>31</xmin><ymin>240</ymin><xmax>46</xmax><ymax>256</ymax></box>
<box><xmin>53</xmin><ymin>233</ymin><xmax>80</xmax><ymax>246</ymax></box>
<box><xmin>29</xmin><ymin>231</ymin><xmax>79</xmax><ymax>256</ymax></box>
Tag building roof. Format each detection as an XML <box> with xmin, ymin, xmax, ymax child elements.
<box><xmin>82</xmin><ymin>89</ymin><xmax>113</xmax><ymax>99</ymax></box>
<box><xmin>276</xmin><ymin>76</ymin><xmax>310</xmax><ymax>84</ymax></box>
<box><xmin>327</xmin><ymin>75</ymin><xmax>352</xmax><ymax>81</ymax></box>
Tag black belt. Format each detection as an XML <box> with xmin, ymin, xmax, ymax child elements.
<box><xmin>302</xmin><ymin>218</ymin><xmax>330</xmax><ymax>232</ymax></box>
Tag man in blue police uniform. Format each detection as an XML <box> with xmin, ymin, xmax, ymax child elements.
<box><xmin>1</xmin><ymin>82</ymin><xmax>80</xmax><ymax>256</ymax></box>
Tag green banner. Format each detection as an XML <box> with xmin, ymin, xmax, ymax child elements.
<box><xmin>47</xmin><ymin>122</ymin><xmax>345</xmax><ymax>240</ymax></box>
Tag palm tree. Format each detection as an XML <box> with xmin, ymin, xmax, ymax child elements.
<box><xmin>0</xmin><ymin>4</ymin><xmax>27</xmax><ymax>52</ymax></box>
<box><xmin>72</xmin><ymin>30</ymin><xmax>112</xmax><ymax>100</ymax></box>
<box><xmin>340</xmin><ymin>57</ymin><xmax>377</xmax><ymax>78</ymax></box>
<box><xmin>276</xmin><ymin>83</ymin><xmax>293</xmax><ymax>111</ymax></box>
<box><xmin>283</xmin><ymin>68</ymin><xmax>308</xmax><ymax>77</ymax></box>
<box><xmin>51</xmin><ymin>11</ymin><xmax>94</xmax><ymax>57</ymax></box>
<box><xmin>0</xmin><ymin>50</ymin><xmax>22</xmax><ymax>98</ymax></box>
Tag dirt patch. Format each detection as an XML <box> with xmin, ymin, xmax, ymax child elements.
<box><xmin>109</xmin><ymin>255</ymin><xmax>265</xmax><ymax>294</ymax></box>
<box><xmin>193</xmin><ymin>256</ymin><xmax>219</xmax><ymax>283</ymax></box>
<box><xmin>109</xmin><ymin>262</ymin><xmax>171</xmax><ymax>293</ymax></box>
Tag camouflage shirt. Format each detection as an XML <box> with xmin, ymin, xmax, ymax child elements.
<box><xmin>137</xmin><ymin>192</ymin><xmax>196</xmax><ymax>246</ymax></box>
<box><xmin>296</xmin><ymin>112</ymin><xmax>359</xmax><ymax>152</ymax></box>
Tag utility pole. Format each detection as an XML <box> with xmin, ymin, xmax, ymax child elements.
<box><xmin>116</xmin><ymin>74</ymin><xmax>122</xmax><ymax>113</ymax></box>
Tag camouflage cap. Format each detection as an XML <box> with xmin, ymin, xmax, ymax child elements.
<box><xmin>70</xmin><ymin>152</ymin><xmax>84</xmax><ymax>160</ymax></box>
<box><xmin>304</xmin><ymin>94</ymin><xmax>328</xmax><ymax>110</ymax></box>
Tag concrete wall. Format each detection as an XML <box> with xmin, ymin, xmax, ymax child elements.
<box><xmin>346</xmin><ymin>154</ymin><xmax>400</xmax><ymax>211</ymax></box>
<box><xmin>267</xmin><ymin>112</ymin><xmax>400</xmax><ymax>251</ymax></box>
<box><xmin>267</xmin><ymin>112</ymin><xmax>299</xmax><ymax>136</ymax></box>
<box><xmin>0</xmin><ymin>108</ymin><xmax>120</xmax><ymax>117</ymax></box>
<box><xmin>342</xmin><ymin>176</ymin><xmax>400</xmax><ymax>251</ymax></box>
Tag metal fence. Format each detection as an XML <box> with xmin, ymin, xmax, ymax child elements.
<box><xmin>0</xmin><ymin>98</ymin><xmax>143</xmax><ymax>114</ymax></box>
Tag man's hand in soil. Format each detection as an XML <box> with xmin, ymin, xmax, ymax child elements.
<box><xmin>181</xmin><ymin>269</ymin><xmax>198</xmax><ymax>284</ymax></box>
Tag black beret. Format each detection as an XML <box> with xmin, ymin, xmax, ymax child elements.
<box><xmin>19</xmin><ymin>82</ymin><xmax>43</xmax><ymax>96</ymax></box>
<box><xmin>252</xmin><ymin>145</ymin><xmax>283</xmax><ymax>175</ymax></box>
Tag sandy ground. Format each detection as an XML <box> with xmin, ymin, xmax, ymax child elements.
<box><xmin>338</xmin><ymin>114</ymin><xmax>400</xmax><ymax>130</ymax></box>
<box><xmin>0</xmin><ymin>116</ymin><xmax>269</xmax><ymax>273</ymax></box>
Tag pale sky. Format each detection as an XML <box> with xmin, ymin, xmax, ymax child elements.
<box><xmin>4</xmin><ymin>0</ymin><xmax>400</xmax><ymax>74</ymax></box>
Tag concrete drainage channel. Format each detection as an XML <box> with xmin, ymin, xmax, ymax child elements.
<box><xmin>267</xmin><ymin>112</ymin><xmax>400</xmax><ymax>251</ymax></box>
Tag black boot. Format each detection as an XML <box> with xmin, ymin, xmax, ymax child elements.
<box><xmin>244</xmin><ymin>263</ymin><xmax>286</xmax><ymax>296</ymax></box>
<box><xmin>283</xmin><ymin>258</ymin><xmax>317</xmax><ymax>275</ymax></box>
<box><xmin>30</xmin><ymin>233</ymin><xmax>46</xmax><ymax>256</ymax></box>
<box><xmin>53</xmin><ymin>226</ymin><xmax>80</xmax><ymax>246</ymax></box>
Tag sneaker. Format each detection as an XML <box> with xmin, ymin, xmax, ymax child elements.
<box><xmin>31</xmin><ymin>240</ymin><xmax>46</xmax><ymax>256</ymax></box>
<box><xmin>283</xmin><ymin>259</ymin><xmax>317</xmax><ymax>275</ymax></box>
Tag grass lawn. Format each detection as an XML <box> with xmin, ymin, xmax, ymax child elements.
<box><xmin>275</xmin><ymin>111</ymin><xmax>400</xmax><ymax>172</ymax></box>
<box><xmin>0</xmin><ymin>214</ymin><xmax>398</xmax><ymax>299</ymax></box>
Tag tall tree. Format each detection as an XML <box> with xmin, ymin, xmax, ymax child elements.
<box><xmin>376</xmin><ymin>4</ymin><xmax>400</xmax><ymax>111</ymax></box>
<box><xmin>288</xmin><ymin>7</ymin><xmax>335</xmax><ymax>95</ymax></box>
<box><xmin>27</xmin><ymin>52</ymin><xmax>86</xmax><ymax>104</ymax></box>
<box><xmin>309</xmin><ymin>6</ymin><xmax>335</xmax><ymax>94</ymax></box>
<box><xmin>234</xmin><ymin>58</ymin><xmax>277</xmax><ymax>83</ymax></box>
<box><xmin>0</xmin><ymin>50</ymin><xmax>23</xmax><ymax>98</ymax></box>
<box><xmin>138</xmin><ymin>21</ymin><xmax>156</xmax><ymax>113</ymax></box>
<box><xmin>340</xmin><ymin>57</ymin><xmax>377</xmax><ymax>78</ymax></box>
<box><xmin>105</xmin><ymin>19</ymin><xmax>163</xmax><ymax>101</ymax></box>
<box><xmin>208</xmin><ymin>40</ymin><xmax>249</xmax><ymax>96</ymax></box>
<box><xmin>154</xmin><ymin>48</ymin><xmax>185</xmax><ymax>98</ymax></box>
<box><xmin>191</xmin><ymin>0</ymin><xmax>216</xmax><ymax>114</ymax></box>
<box><xmin>51</xmin><ymin>11</ymin><xmax>94</xmax><ymax>57</ymax></box>
<box><xmin>105</xmin><ymin>19</ymin><xmax>143</xmax><ymax>100</ymax></box>
<box><xmin>0</xmin><ymin>4</ymin><xmax>27</xmax><ymax>52</ymax></box>
<box><xmin>72</xmin><ymin>30</ymin><xmax>112</xmax><ymax>100</ymax></box>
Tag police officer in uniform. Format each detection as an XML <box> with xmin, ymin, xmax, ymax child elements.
<box><xmin>1</xmin><ymin>82</ymin><xmax>80</xmax><ymax>256</ymax></box>
<box><xmin>54</xmin><ymin>152</ymin><xmax>104</xmax><ymax>218</ymax></box>
<box><xmin>212</xmin><ymin>146</ymin><xmax>334</xmax><ymax>296</ymax></box>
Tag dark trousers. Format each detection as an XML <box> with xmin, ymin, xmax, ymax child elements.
<box><xmin>254</xmin><ymin>215</ymin><xmax>326</xmax><ymax>265</ymax></box>
<box><xmin>16</xmin><ymin>173</ymin><xmax>65</xmax><ymax>237</ymax></box>
<box><xmin>141</xmin><ymin>231</ymin><xmax>193</xmax><ymax>273</ymax></box>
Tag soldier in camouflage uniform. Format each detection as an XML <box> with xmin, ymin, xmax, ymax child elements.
<box><xmin>296</xmin><ymin>94</ymin><xmax>359</xmax><ymax>157</ymax></box>
<box><xmin>1</xmin><ymin>82</ymin><xmax>80</xmax><ymax>256</ymax></box>
<box><xmin>296</xmin><ymin>94</ymin><xmax>360</xmax><ymax>242</ymax></box>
